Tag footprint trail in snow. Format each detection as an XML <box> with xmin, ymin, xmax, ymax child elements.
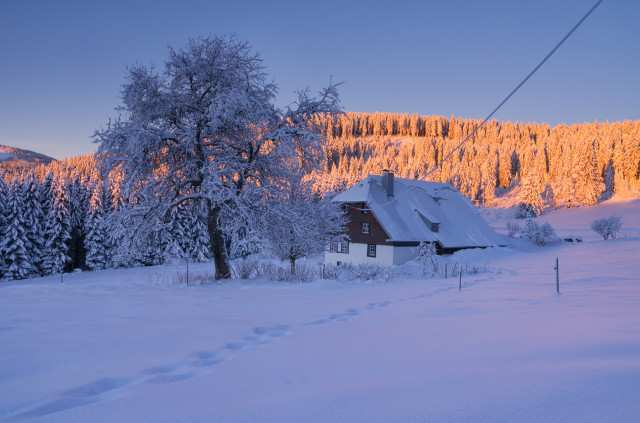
<box><xmin>4</xmin><ymin>282</ymin><xmax>466</xmax><ymax>420</ymax></box>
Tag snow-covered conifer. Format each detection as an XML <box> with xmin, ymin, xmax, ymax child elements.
<box><xmin>84</xmin><ymin>182</ymin><xmax>109</xmax><ymax>270</ymax></box>
<box><xmin>161</xmin><ymin>205</ymin><xmax>190</xmax><ymax>264</ymax></box>
<box><xmin>601</xmin><ymin>160</ymin><xmax>615</xmax><ymax>200</ymax></box>
<box><xmin>41</xmin><ymin>178</ymin><xmax>71</xmax><ymax>275</ymax></box>
<box><xmin>186</xmin><ymin>205</ymin><xmax>211</xmax><ymax>262</ymax></box>
<box><xmin>518</xmin><ymin>170</ymin><xmax>544</xmax><ymax>218</ymax></box>
<box><xmin>101</xmin><ymin>180</ymin><xmax>115</xmax><ymax>215</ymax></box>
<box><xmin>0</xmin><ymin>177</ymin><xmax>8</xmax><ymax>247</ymax></box>
<box><xmin>572</xmin><ymin>141</ymin><xmax>603</xmax><ymax>206</ymax></box>
<box><xmin>67</xmin><ymin>176</ymin><xmax>89</xmax><ymax>270</ymax></box>
<box><xmin>0</xmin><ymin>181</ymin><xmax>34</xmax><ymax>280</ymax></box>
<box><xmin>0</xmin><ymin>177</ymin><xmax>7</xmax><ymax>225</ymax></box>
<box><xmin>21</xmin><ymin>174</ymin><xmax>44</xmax><ymax>276</ymax></box>
<box><xmin>517</xmin><ymin>147</ymin><xmax>545</xmax><ymax>217</ymax></box>
<box><xmin>480</xmin><ymin>149</ymin><xmax>497</xmax><ymax>205</ymax></box>
<box><xmin>0</xmin><ymin>179</ymin><xmax>6</xmax><ymax>279</ymax></box>
<box><xmin>39</xmin><ymin>173</ymin><xmax>54</xmax><ymax>215</ymax></box>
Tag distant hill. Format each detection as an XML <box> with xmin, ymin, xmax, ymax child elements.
<box><xmin>0</xmin><ymin>144</ymin><xmax>56</xmax><ymax>164</ymax></box>
<box><xmin>0</xmin><ymin>144</ymin><xmax>57</xmax><ymax>177</ymax></box>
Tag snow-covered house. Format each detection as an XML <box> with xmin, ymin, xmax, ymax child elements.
<box><xmin>325</xmin><ymin>171</ymin><xmax>504</xmax><ymax>266</ymax></box>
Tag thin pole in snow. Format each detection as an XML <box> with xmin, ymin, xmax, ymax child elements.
<box><xmin>186</xmin><ymin>262</ymin><xmax>189</xmax><ymax>285</ymax></box>
<box><xmin>60</xmin><ymin>272</ymin><xmax>63</xmax><ymax>284</ymax></box>
<box><xmin>554</xmin><ymin>257</ymin><xmax>560</xmax><ymax>293</ymax></box>
<box><xmin>459</xmin><ymin>270</ymin><xmax>462</xmax><ymax>291</ymax></box>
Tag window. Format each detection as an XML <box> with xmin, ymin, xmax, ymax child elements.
<box><xmin>362</xmin><ymin>203</ymin><xmax>369</xmax><ymax>214</ymax></box>
<box><xmin>367</xmin><ymin>244</ymin><xmax>376</xmax><ymax>257</ymax></box>
<box><xmin>330</xmin><ymin>242</ymin><xmax>349</xmax><ymax>254</ymax></box>
<box><xmin>362</xmin><ymin>222</ymin><xmax>370</xmax><ymax>234</ymax></box>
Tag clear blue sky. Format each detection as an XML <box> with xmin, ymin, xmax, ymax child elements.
<box><xmin>1</xmin><ymin>0</ymin><xmax>638</xmax><ymax>160</ymax></box>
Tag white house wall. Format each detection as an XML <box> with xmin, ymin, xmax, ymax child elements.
<box><xmin>392</xmin><ymin>245</ymin><xmax>421</xmax><ymax>265</ymax></box>
<box><xmin>325</xmin><ymin>243</ymin><xmax>419</xmax><ymax>267</ymax></box>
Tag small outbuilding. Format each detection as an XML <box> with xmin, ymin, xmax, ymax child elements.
<box><xmin>325</xmin><ymin>171</ymin><xmax>505</xmax><ymax>266</ymax></box>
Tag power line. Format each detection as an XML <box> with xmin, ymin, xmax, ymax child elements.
<box><xmin>424</xmin><ymin>0</ymin><xmax>604</xmax><ymax>178</ymax></box>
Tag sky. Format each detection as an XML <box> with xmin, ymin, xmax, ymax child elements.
<box><xmin>0</xmin><ymin>0</ymin><xmax>638</xmax><ymax>160</ymax></box>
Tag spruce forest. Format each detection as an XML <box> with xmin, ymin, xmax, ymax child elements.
<box><xmin>1</xmin><ymin>113</ymin><xmax>639</xmax><ymax>281</ymax></box>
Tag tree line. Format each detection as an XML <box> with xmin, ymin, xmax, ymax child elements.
<box><xmin>2</xmin><ymin>113</ymin><xmax>637</xmax><ymax>281</ymax></box>
<box><xmin>0</xmin><ymin>156</ymin><xmax>213</xmax><ymax>281</ymax></box>
<box><xmin>311</xmin><ymin>112</ymin><xmax>640</xmax><ymax>214</ymax></box>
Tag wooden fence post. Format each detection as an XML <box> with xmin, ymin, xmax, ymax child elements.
<box><xmin>554</xmin><ymin>257</ymin><xmax>559</xmax><ymax>293</ymax></box>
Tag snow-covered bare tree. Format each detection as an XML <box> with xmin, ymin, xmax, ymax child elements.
<box><xmin>94</xmin><ymin>36</ymin><xmax>341</xmax><ymax>279</ymax></box>
<box><xmin>591</xmin><ymin>216</ymin><xmax>622</xmax><ymax>240</ymax></box>
<box><xmin>263</xmin><ymin>174</ymin><xmax>347</xmax><ymax>275</ymax></box>
<box><xmin>418</xmin><ymin>241</ymin><xmax>439</xmax><ymax>276</ymax></box>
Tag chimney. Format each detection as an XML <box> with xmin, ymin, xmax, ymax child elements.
<box><xmin>382</xmin><ymin>169</ymin><xmax>394</xmax><ymax>197</ymax></box>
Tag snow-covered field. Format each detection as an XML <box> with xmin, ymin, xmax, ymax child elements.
<box><xmin>1</xmin><ymin>200</ymin><xmax>639</xmax><ymax>422</ymax></box>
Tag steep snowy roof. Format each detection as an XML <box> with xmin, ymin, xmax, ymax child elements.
<box><xmin>333</xmin><ymin>175</ymin><xmax>504</xmax><ymax>249</ymax></box>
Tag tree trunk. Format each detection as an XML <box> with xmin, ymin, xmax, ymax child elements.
<box><xmin>290</xmin><ymin>257</ymin><xmax>296</xmax><ymax>275</ymax></box>
<box><xmin>207</xmin><ymin>204</ymin><xmax>231</xmax><ymax>279</ymax></box>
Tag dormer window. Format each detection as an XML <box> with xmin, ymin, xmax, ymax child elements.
<box><xmin>416</xmin><ymin>210</ymin><xmax>440</xmax><ymax>233</ymax></box>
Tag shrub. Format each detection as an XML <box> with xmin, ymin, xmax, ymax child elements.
<box><xmin>263</xmin><ymin>262</ymin><xmax>317</xmax><ymax>283</ymax></box>
<box><xmin>231</xmin><ymin>257</ymin><xmax>260</xmax><ymax>279</ymax></box>
<box><xmin>321</xmin><ymin>264</ymin><xmax>343</xmax><ymax>280</ymax></box>
<box><xmin>520</xmin><ymin>218</ymin><xmax>560</xmax><ymax>246</ymax></box>
<box><xmin>345</xmin><ymin>263</ymin><xmax>397</xmax><ymax>282</ymax></box>
<box><xmin>506</xmin><ymin>220</ymin><xmax>522</xmax><ymax>237</ymax></box>
<box><xmin>418</xmin><ymin>242</ymin><xmax>439</xmax><ymax>276</ymax></box>
<box><xmin>174</xmin><ymin>270</ymin><xmax>215</xmax><ymax>285</ymax></box>
<box><xmin>591</xmin><ymin>216</ymin><xmax>622</xmax><ymax>240</ymax></box>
